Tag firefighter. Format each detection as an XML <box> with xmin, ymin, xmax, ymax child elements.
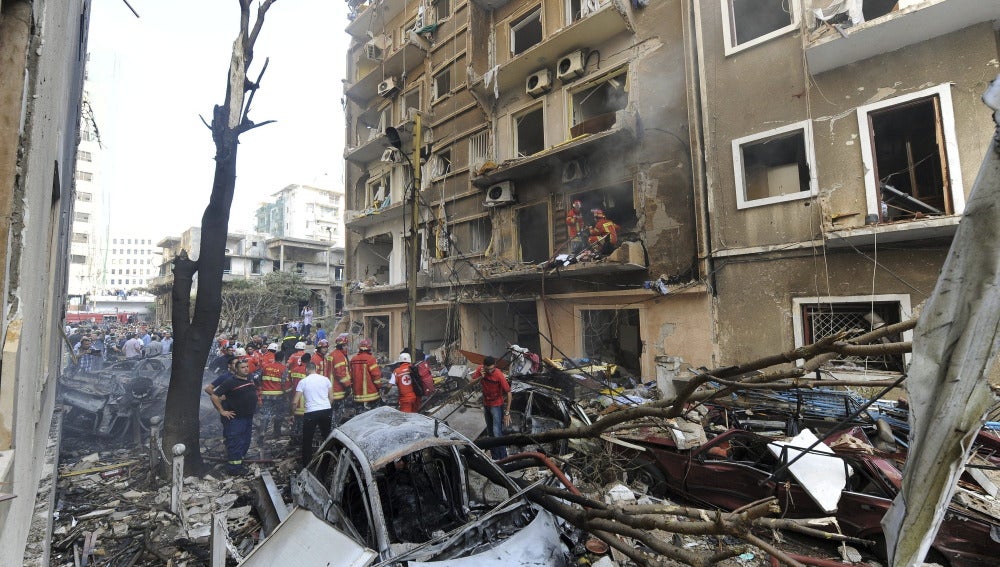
<box><xmin>349</xmin><ymin>338</ymin><xmax>382</xmax><ymax>411</ymax></box>
<box><xmin>588</xmin><ymin>208</ymin><xmax>620</xmax><ymax>255</ymax></box>
<box><xmin>286</xmin><ymin>341</ymin><xmax>309</xmax><ymax>437</ymax></box>
<box><xmin>565</xmin><ymin>199</ymin><xmax>586</xmax><ymax>253</ymax></box>
<box><xmin>390</xmin><ymin>352</ymin><xmax>419</xmax><ymax>413</ymax></box>
<box><xmin>325</xmin><ymin>334</ymin><xmax>353</xmax><ymax>426</ymax></box>
<box><xmin>257</xmin><ymin>343</ymin><xmax>287</xmax><ymax>438</ymax></box>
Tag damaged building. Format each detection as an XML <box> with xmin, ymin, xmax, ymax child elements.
<box><xmin>693</xmin><ymin>0</ymin><xmax>1000</xmax><ymax>376</ymax></box>
<box><xmin>342</xmin><ymin>0</ymin><xmax>713</xmax><ymax>378</ymax></box>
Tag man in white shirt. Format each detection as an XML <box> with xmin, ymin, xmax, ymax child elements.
<box><xmin>122</xmin><ymin>334</ymin><xmax>144</xmax><ymax>359</ymax></box>
<box><xmin>292</xmin><ymin>362</ymin><xmax>333</xmax><ymax>465</ymax></box>
<box><xmin>301</xmin><ymin>305</ymin><xmax>314</xmax><ymax>338</ymax></box>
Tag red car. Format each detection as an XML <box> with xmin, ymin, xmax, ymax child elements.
<box><xmin>614</xmin><ymin>428</ymin><xmax>998</xmax><ymax>567</ymax></box>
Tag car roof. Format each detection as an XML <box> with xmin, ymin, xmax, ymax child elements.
<box><xmin>335</xmin><ymin>406</ymin><xmax>469</xmax><ymax>469</ymax></box>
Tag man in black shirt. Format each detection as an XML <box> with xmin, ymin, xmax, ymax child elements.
<box><xmin>210</xmin><ymin>360</ymin><xmax>258</xmax><ymax>475</ymax></box>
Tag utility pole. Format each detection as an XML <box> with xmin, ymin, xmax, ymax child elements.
<box><xmin>408</xmin><ymin>113</ymin><xmax>422</xmax><ymax>353</ymax></box>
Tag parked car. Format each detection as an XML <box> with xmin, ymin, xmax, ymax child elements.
<box><xmin>292</xmin><ymin>407</ymin><xmax>577</xmax><ymax>566</ymax></box>
<box><xmin>612</xmin><ymin>427</ymin><xmax>998</xmax><ymax>567</ymax></box>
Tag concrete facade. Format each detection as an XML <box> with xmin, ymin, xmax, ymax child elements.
<box><xmin>343</xmin><ymin>0</ymin><xmax>712</xmax><ymax>378</ymax></box>
<box><xmin>694</xmin><ymin>0</ymin><xmax>999</xmax><ymax>377</ymax></box>
<box><xmin>0</xmin><ymin>1</ymin><xmax>91</xmax><ymax>565</ymax></box>
<box><xmin>253</xmin><ymin>183</ymin><xmax>347</xmax><ymax>248</ymax></box>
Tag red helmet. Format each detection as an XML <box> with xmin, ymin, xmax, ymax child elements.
<box><xmin>359</xmin><ymin>338</ymin><xmax>372</xmax><ymax>350</ymax></box>
<box><xmin>316</xmin><ymin>339</ymin><xmax>330</xmax><ymax>348</ymax></box>
<box><xmin>572</xmin><ymin>199</ymin><xmax>582</xmax><ymax>208</ymax></box>
<box><xmin>591</xmin><ymin>208</ymin><xmax>605</xmax><ymax>217</ymax></box>
<box><xmin>335</xmin><ymin>333</ymin><xmax>350</xmax><ymax>346</ymax></box>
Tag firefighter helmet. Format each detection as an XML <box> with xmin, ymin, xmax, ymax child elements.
<box><xmin>294</xmin><ymin>341</ymin><xmax>307</xmax><ymax>350</ymax></box>
<box><xmin>335</xmin><ymin>333</ymin><xmax>350</xmax><ymax>346</ymax></box>
<box><xmin>359</xmin><ymin>338</ymin><xmax>372</xmax><ymax>350</ymax></box>
<box><xmin>316</xmin><ymin>339</ymin><xmax>330</xmax><ymax>348</ymax></box>
<box><xmin>267</xmin><ymin>342</ymin><xmax>279</xmax><ymax>351</ymax></box>
<box><xmin>591</xmin><ymin>208</ymin><xmax>605</xmax><ymax>218</ymax></box>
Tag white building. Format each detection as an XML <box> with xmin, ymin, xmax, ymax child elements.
<box><xmin>104</xmin><ymin>234</ymin><xmax>159</xmax><ymax>292</ymax></box>
<box><xmin>253</xmin><ymin>183</ymin><xmax>345</xmax><ymax>248</ymax></box>
<box><xmin>67</xmin><ymin>84</ymin><xmax>110</xmax><ymax>300</ymax></box>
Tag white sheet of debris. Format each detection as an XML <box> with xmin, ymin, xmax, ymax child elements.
<box><xmin>767</xmin><ymin>429</ymin><xmax>848</xmax><ymax>514</ymax></box>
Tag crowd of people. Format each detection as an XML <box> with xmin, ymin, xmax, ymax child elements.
<box><xmin>66</xmin><ymin>322</ymin><xmax>172</xmax><ymax>373</ymax></box>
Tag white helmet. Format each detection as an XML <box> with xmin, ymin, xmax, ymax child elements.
<box><xmin>510</xmin><ymin>344</ymin><xmax>529</xmax><ymax>354</ymax></box>
<box><xmin>235</xmin><ymin>348</ymin><xmax>247</xmax><ymax>356</ymax></box>
<box><xmin>294</xmin><ymin>341</ymin><xmax>306</xmax><ymax>350</ymax></box>
<box><xmin>267</xmin><ymin>343</ymin><xmax>279</xmax><ymax>352</ymax></box>
<box><xmin>398</xmin><ymin>353</ymin><xmax>411</xmax><ymax>363</ymax></box>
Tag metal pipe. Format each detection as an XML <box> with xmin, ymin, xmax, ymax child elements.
<box><xmin>408</xmin><ymin>112</ymin><xmax>422</xmax><ymax>354</ymax></box>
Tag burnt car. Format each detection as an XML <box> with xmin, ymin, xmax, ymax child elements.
<box><xmin>60</xmin><ymin>356</ymin><xmax>218</xmax><ymax>440</ymax></box>
<box><xmin>292</xmin><ymin>407</ymin><xmax>575</xmax><ymax>566</ymax></box>
<box><xmin>613</xmin><ymin>428</ymin><xmax>998</xmax><ymax>567</ymax></box>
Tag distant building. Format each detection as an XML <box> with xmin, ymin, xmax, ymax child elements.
<box><xmin>104</xmin><ymin>234</ymin><xmax>159</xmax><ymax>292</ymax></box>
<box><xmin>253</xmin><ymin>183</ymin><xmax>345</xmax><ymax>248</ymax></box>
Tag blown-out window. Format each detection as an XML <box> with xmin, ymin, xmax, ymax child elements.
<box><xmin>732</xmin><ymin>120</ymin><xmax>817</xmax><ymax>209</ymax></box>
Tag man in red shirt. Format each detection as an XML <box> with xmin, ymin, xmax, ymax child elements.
<box><xmin>469</xmin><ymin>356</ymin><xmax>512</xmax><ymax>459</ymax></box>
<box><xmin>391</xmin><ymin>353</ymin><xmax>419</xmax><ymax>413</ymax></box>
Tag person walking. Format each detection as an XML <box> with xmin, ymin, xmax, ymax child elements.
<box><xmin>300</xmin><ymin>305</ymin><xmax>314</xmax><ymax>337</ymax></box>
<box><xmin>319</xmin><ymin>337</ymin><xmax>351</xmax><ymax>426</ymax></box>
<box><xmin>292</xmin><ymin>362</ymin><xmax>333</xmax><ymax>465</ymax></box>
<box><xmin>209</xmin><ymin>360</ymin><xmax>258</xmax><ymax>475</ymax></box>
<box><xmin>390</xmin><ymin>353</ymin><xmax>419</xmax><ymax>413</ymax></box>
<box><xmin>468</xmin><ymin>356</ymin><xmax>512</xmax><ymax>460</ymax></box>
<box><xmin>349</xmin><ymin>338</ymin><xmax>382</xmax><ymax>411</ymax></box>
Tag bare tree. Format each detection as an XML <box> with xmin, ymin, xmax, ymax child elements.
<box><xmin>162</xmin><ymin>0</ymin><xmax>277</xmax><ymax>473</ymax></box>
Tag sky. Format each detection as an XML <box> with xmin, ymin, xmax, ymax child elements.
<box><xmin>86</xmin><ymin>0</ymin><xmax>349</xmax><ymax>237</ymax></box>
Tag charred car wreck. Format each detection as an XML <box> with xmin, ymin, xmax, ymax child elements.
<box><xmin>291</xmin><ymin>407</ymin><xmax>578</xmax><ymax>566</ymax></box>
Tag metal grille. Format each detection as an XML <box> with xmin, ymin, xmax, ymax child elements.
<box><xmin>803</xmin><ymin>302</ymin><xmax>902</xmax><ymax>372</ymax></box>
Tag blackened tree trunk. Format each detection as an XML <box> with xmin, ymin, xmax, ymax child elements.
<box><xmin>162</xmin><ymin>0</ymin><xmax>277</xmax><ymax>474</ymax></box>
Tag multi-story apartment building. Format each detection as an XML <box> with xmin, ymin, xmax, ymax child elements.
<box><xmin>253</xmin><ymin>183</ymin><xmax>347</xmax><ymax>248</ymax></box>
<box><xmin>343</xmin><ymin>0</ymin><xmax>711</xmax><ymax>376</ymax></box>
<box><xmin>103</xmin><ymin>234</ymin><xmax>159</xmax><ymax>291</ymax></box>
<box><xmin>0</xmin><ymin>1</ymin><xmax>92</xmax><ymax>564</ymax></box>
<box><xmin>151</xmin><ymin>227</ymin><xmax>345</xmax><ymax>327</ymax></box>
<box><xmin>67</xmin><ymin>86</ymin><xmax>109</xmax><ymax>303</ymax></box>
<box><xmin>694</xmin><ymin>0</ymin><xmax>999</xmax><ymax>378</ymax></box>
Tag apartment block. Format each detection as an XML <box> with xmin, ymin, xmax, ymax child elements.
<box><xmin>695</xmin><ymin>0</ymin><xmax>999</xmax><ymax>378</ymax></box>
<box><xmin>253</xmin><ymin>183</ymin><xmax>347</xmax><ymax>248</ymax></box>
<box><xmin>343</xmin><ymin>0</ymin><xmax>711</xmax><ymax>377</ymax></box>
<box><xmin>67</xmin><ymin>87</ymin><xmax>109</xmax><ymax>302</ymax></box>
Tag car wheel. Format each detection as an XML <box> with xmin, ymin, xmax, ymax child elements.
<box><xmin>626</xmin><ymin>456</ymin><xmax>668</xmax><ymax>499</ymax></box>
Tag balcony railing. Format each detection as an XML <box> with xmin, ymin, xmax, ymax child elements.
<box><xmin>346</xmin><ymin>36</ymin><xmax>429</xmax><ymax>103</ymax></box>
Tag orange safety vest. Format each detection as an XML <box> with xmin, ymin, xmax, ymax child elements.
<box><xmin>566</xmin><ymin>208</ymin><xmax>585</xmax><ymax>238</ymax></box>
<box><xmin>589</xmin><ymin>218</ymin><xmax>620</xmax><ymax>246</ymax></box>
<box><xmin>259</xmin><ymin>360</ymin><xmax>286</xmax><ymax>395</ymax></box>
<box><xmin>349</xmin><ymin>351</ymin><xmax>381</xmax><ymax>403</ymax></box>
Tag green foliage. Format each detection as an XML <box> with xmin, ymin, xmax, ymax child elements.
<box><xmin>219</xmin><ymin>271</ymin><xmax>311</xmax><ymax>334</ymax></box>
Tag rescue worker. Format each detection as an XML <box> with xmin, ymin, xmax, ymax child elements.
<box><xmin>325</xmin><ymin>334</ymin><xmax>352</xmax><ymax>426</ymax></box>
<box><xmin>588</xmin><ymin>208</ymin><xmax>620</xmax><ymax>255</ymax></box>
<box><xmin>280</xmin><ymin>325</ymin><xmax>300</xmax><ymax>360</ymax></box>
<box><xmin>468</xmin><ymin>356</ymin><xmax>512</xmax><ymax>460</ymax></box>
<box><xmin>210</xmin><ymin>359</ymin><xmax>258</xmax><ymax>476</ymax></box>
<box><xmin>566</xmin><ymin>199</ymin><xmax>586</xmax><ymax>253</ymax></box>
<box><xmin>390</xmin><ymin>353</ymin><xmax>419</xmax><ymax>413</ymax></box>
<box><xmin>258</xmin><ymin>343</ymin><xmax>288</xmax><ymax>438</ymax></box>
<box><xmin>349</xmin><ymin>338</ymin><xmax>382</xmax><ymax>411</ymax></box>
<box><xmin>286</xmin><ymin>341</ymin><xmax>309</xmax><ymax>437</ymax></box>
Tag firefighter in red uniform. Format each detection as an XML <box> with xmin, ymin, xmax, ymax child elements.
<box><xmin>286</xmin><ymin>341</ymin><xmax>309</xmax><ymax>436</ymax></box>
<box><xmin>349</xmin><ymin>338</ymin><xmax>382</xmax><ymax>411</ymax></box>
<box><xmin>325</xmin><ymin>334</ymin><xmax>352</xmax><ymax>426</ymax></box>
<box><xmin>588</xmin><ymin>208</ymin><xmax>620</xmax><ymax>255</ymax></box>
<box><xmin>391</xmin><ymin>353</ymin><xmax>419</xmax><ymax>413</ymax></box>
<box><xmin>258</xmin><ymin>343</ymin><xmax>287</xmax><ymax>438</ymax></box>
<box><xmin>565</xmin><ymin>199</ymin><xmax>586</xmax><ymax>253</ymax></box>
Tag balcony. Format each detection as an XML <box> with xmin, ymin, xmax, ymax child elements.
<box><xmin>472</xmin><ymin>109</ymin><xmax>639</xmax><ymax>187</ymax></box>
<box><xmin>345</xmin><ymin>201</ymin><xmax>408</xmax><ymax>231</ymax></box>
<box><xmin>482</xmin><ymin>242</ymin><xmax>647</xmax><ymax>283</ymax></box>
<box><xmin>345</xmin><ymin>117</ymin><xmax>415</xmax><ymax>164</ymax></box>
<box><xmin>346</xmin><ymin>0</ymin><xmax>406</xmax><ymax>39</ymax></box>
<box><xmin>825</xmin><ymin>215</ymin><xmax>960</xmax><ymax>248</ymax></box>
<box><xmin>345</xmin><ymin>37</ymin><xmax>428</xmax><ymax>103</ymax></box>
<box><xmin>470</xmin><ymin>0</ymin><xmax>511</xmax><ymax>8</ymax></box>
<box><xmin>805</xmin><ymin>0</ymin><xmax>998</xmax><ymax>74</ymax></box>
<box><xmin>478</xmin><ymin>2</ymin><xmax>632</xmax><ymax>95</ymax></box>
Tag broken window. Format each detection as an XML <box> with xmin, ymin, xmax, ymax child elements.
<box><xmin>366</xmin><ymin>173</ymin><xmax>390</xmax><ymax>210</ymax></box>
<box><xmin>399</xmin><ymin>87</ymin><xmax>420</xmax><ymax>123</ymax></box>
<box><xmin>357</xmin><ymin>233</ymin><xmax>392</xmax><ymax>284</ymax></box>
<box><xmin>581</xmin><ymin>308</ymin><xmax>642</xmax><ymax>375</ymax></box>
<box><xmin>723</xmin><ymin>0</ymin><xmax>798</xmax><ymax>52</ymax></box>
<box><xmin>570</xmin><ymin>181</ymin><xmax>638</xmax><ymax>233</ymax></box>
<box><xmin>799</xmin><ymin>299</ymin><xmax>905</xmax><ymax>373</ymax></box>
<box><xmin>733</xmin><ymin>121</ymin><xmax>815</xmax><ymax>209</ymax></box>
<box><xmin>517</xmin><ymin>202</ymin><xmax>550</xmax><ymax>263</ymax></box>
<box><xmin>868</xmin><ymin>95</ymin><xmax>953</xmax><ymax>221</ymax></box>
<box><xmin>433</xmin><ymin>66</ymin><xmax>451</xmax><ymax>100</ymax></box>
<box><xmin>70</xmin><ymin>255</ymin><xmax>86</xmax><ymax>264</ymax></box>
<box><xmin>570</xmin><ymin>69</ymin><xmax>628</xmax><ymax>137</ymax></box>
<box><xmin>435</xmin><ymin>0</ymin><xmax>450</xmax><ymax>21</ymax></box>
<box><xmin>365</xmin><ymin>315</ymin><xmax>390</xmax><ymax>356</ymax></box>
<box><xmin>514</xmin><ymin>106</ymin><xmax>544</xmax><ymax>158</ymax></box>
<box><xmin>272</xmin><ymin>260</ymin><xmax>280</xmax><ymax>272</ymax></box>
<box><xmin>430</xmin><ymin>149</ymin><xmax>452</xmax><ymax>179</ymax></box>
<box><xmin>510</xmin><ymin>7</ymin><xmax>542</xmax><ymax>56</ymax></box>
<box><xmin>453</xmin><ymin>216</ymin><xmax>492</xmax><ymax>255</ymax></box>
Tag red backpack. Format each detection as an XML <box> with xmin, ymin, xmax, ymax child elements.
<box><xmin>414</xmin><ymin>360</ymin><xmax>435</xmax><ymax>396</ymax></box>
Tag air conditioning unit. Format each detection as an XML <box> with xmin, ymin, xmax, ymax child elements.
<box><xmin>484</xmin><ymin>181</ymin><xmax>515</xmax><ymax>207</ymax></box>
<box><xmin>525</xmin><ymin>69</ymin><xmax>552</xmax><ymax>98</ymax></box>
<box><xmin>364</xmin><ymin>34</ymin><xmax>391</xmax><ymax>60</ymax></box>
<box><xmin>556</xmin><ymin>50</ymin><xmax>587</xmax><ymax>82</ymax></box>
<box><xmin>561</xmin><ymin>158</ymin><xmax>588</xmax><ymax>185</ymax></box>
<box><xmin>377</xmin><ymin>77</ymin><xmax>399</xmax><ymax>97</ymax></box>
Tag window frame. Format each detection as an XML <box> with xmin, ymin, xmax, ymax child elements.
<box><xmin>509</xmin><ymin>6</ymin><xmax>543</xmax><ymax>57</ymax></box>
<box><xmin>512</xmin><ymin>102</ymin><xmax>545</xmax><ymax>159</ymax></box>
<box><xmin>432</xmin><ymin>65</ymin><xmax>452</xmax><ymax>101</ymax></box>
<box><xmin>720</xmin><ymin>0</ymin><xmax>801</xmax><ymax>57</ymax></box>
<box><xmin>855</xmin><ymin>84</ymin><xmax>965</xmax><ymax>221</ymax></box>
<box><xmin>791</xmin><ymin>294</ymin><xmax>913</xmax><ymax>370</ymax></box>
<box><xmin>566</xmin><ymin>66</ymin><xmax>629</xmax><ymax>133</ymax></box>
<box><xmin>731</xmin><ymin>119</ymin><xmax>818</xmax><ymax>210</ymax></box>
